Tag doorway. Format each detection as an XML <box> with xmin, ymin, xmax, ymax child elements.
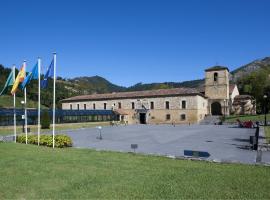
<box><xmin>211</xmin><ymin>102</ymin><xmax>222</xmax><ymax>115</ymax></box>
<box><xmin>139</xmin><ymin>113</ymin><xmax>146</xmax><ymax>124</ymax></box>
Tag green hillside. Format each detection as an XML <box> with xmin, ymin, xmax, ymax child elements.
<box><xmin>1</xmin><ymin>56</ymin><xmax>270</xmax><ymax>110</ymax></box>
<box><xmin>0</xmin><ymin>95</ymin><xmax>47</xmax><ymax>109</ymax></box>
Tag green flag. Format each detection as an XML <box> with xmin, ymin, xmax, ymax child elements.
<box><xmin>0</xmin><ymin>70</ymin><xmax>14</xmax><ymax>96</ymax></box>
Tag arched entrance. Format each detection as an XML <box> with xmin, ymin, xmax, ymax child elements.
<box><xmin>211</xmin><ymin>102</ymin><xmax>222</xmax><ymax>115</ymax></box>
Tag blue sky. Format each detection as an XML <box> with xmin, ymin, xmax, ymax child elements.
<box><xmin>0</xmin><ymin>0</ymin><xmax>269</xmax><ymax>87</ymax></box>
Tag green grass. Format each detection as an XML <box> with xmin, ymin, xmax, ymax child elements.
<box><xmin>0</xmin><ymin>143</ymin><xmax>270</xmax><ymax>199</ymax></box>
<box><xmin>0</xmin><ymin>95</ymin><xmax>47</xmax><ymax>109</ymax></box>
<box><xmin>0</xmin><ymin>121</ymin><xmax>110</xmax><ymax>136</ymax></box>
<box><xmin>265</xmin><ymin>126</ymin><xmax>270</xmax><ymax>143</ymax></box>
<box><xmin>225</xmin><ymin>114</ymin><xmax>270</xmax><ymax>123</ymax></box>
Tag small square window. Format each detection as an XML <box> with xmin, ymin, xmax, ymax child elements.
<box><xmin>180</xmin><ymin>114</ymin><xmax>186</xmax><ymax>121</ymax></box>
<box><xmin>166</xmin><ymin>114</ymin><xmax>171</xmax><ymax>120</ymax></box>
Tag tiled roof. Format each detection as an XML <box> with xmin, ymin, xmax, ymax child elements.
<box><xmin>234</xmin><ymin>95</ymin><xmax>253</xmax><ymax>100</ymax></box>
<box><xmin>205</xmin><ymin>66</ymin><xmax>229</xmax><ymax>72</ymax></box>
<box><xmin>61</xmin><ymin>87</ymin><xmax>203</xmax><ymax>102</ymax></box>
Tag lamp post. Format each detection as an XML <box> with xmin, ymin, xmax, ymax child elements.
<box><xmin>263</xmin><ymin>95</ymin><xmax>267</xmax><ymax>126</ymax></box>
<box><xmin>223</xmin><ymin>99</ymin><xmax>226</xmax><ymax>119</ymax></box>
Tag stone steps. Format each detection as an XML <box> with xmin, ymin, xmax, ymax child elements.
<box><xmin>200</xmin><ymin>115</ymin><xmax>221</xmax><ymax>125</ymax></box>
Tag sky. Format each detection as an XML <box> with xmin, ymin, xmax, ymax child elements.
<box><xmin>0</xmin><ymin>0</ymin><xmax>270</xmax><ymax>87</ymax></box>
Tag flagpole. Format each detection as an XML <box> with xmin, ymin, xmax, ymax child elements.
<box><xmin>23</xmin><ymin>60</ymin><xmax>28</xmax><ymax>144</ymax></box>
<box><xmin>52</xmin><ymin>53</ymin><xmax>56</xmax><ymax>148</ymax></box>
<box><xmin>38</xmin><ymin>58</ymin><xmax>41</xmax><ymax>146</ymax></box>
<box><xmin>13</xmin><ymin>65</ymin><xmax>16</xmax><ymax>143</ymax></box>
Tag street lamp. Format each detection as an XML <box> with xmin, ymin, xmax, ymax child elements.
<box><xmin>263</xmin><ymin>95</ymin><xmax>267</xmax><ymax>126</ymax></box>
<box><xmin>223</xmin><ymin>99</ymin><xmax>226</xmax><ymax>119</ymax></box>
<box><xmin>21</xmin><ymin>101</ymin><xmax>25</xmax><ymax>132</ymax></box>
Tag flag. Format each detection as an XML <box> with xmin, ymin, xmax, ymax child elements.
<box><xmin>20</xmin><ymin>63</ymin><xmax>38</xmax><ymax>90</ymax></box>
<box><xmin>11</xmin><ymin>65</ymin><xmax>26</xmax><ymax>94</ymax></box>
<box><xmin>41</xmin><ymin>59</ymin><xmax>54</xmax><ymax>89</ymax></box>
<box><xmin>0</xmin><ymin>70</ymin><xmax>14</xmax><ymax>96</ymax></box>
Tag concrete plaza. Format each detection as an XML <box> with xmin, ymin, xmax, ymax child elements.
<box><xmin>61</xmin><ymin>124</ymin><xmax>270</xmax><ymax>164</ymax></box>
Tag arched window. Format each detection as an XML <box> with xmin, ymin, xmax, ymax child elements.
<box><xmin>214</xmin><ymin>72</ymin><xmax>218</xmax><ymax>82</ymax></box>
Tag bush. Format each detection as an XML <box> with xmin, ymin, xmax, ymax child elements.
<box><xmin>16</xmin><ymin>134</ymin><xmax>72</xmax><ymax>148</ymax></box>
<box><xmin>41</xmin><ymin>110</ymin><xmax>50</xmax><ymax>129</ymax></box>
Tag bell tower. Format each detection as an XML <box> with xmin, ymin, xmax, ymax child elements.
<box><xmin>205</xmin><ymin>66</ymin><xmax>230</xmax><ymax>115</ymax></box>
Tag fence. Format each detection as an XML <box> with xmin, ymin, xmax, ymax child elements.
<box><xmin>0</xmin><ymin>109</ymin><xmax>116</xmax><ymax>126</ymax></box>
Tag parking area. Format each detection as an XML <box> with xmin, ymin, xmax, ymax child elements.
<box><xmin>61</xmin><ymin>124</ymin><xmax>270</xmax><ymax>164</ymax></box>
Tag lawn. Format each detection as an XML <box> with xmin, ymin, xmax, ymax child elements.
<box><xmin>0</xmin><ymin>143</ymin><xmax>270</xmax><ymax>199</ymax></box>
<box><xmin>225</xmin><ymin>114</ymin><xmax>270</xmax><ymax>123</ymax></box>
<box><xmin>0</xmin><ymin>121</ymin><xmax>110</xmax><ymax>136</ymax></box>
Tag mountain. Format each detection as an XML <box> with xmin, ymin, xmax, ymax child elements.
<box><xmin>231</xmin><ymin>57</ymin><xmax>270</xmax><ymax>82</ymax></box>
<box><xmin>0</xmin><ymin>56</ymin><xmax>269</xmax><ymax>109</ymax></box>
<box><xmin>69</xmin><ymin>76</ymin><xmax>126</xmax><ymax>94</ymax></box>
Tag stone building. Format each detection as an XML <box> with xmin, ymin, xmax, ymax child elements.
<box><xmin>61</xmin><ymin>66</ymin><xmax>254</xmax><ymax>124</ymax></box>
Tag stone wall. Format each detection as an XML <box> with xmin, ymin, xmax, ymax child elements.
<box><xmin>205</xmin><ymin>69</ymin><xmax>229</xmax><ymax>100</ymax></box>
<box><xmin>62</xmin><ymin>95</ymin><xmax>208</xmax><ymax>124</ymax></box>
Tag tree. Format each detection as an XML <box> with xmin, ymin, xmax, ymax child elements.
<box><xmin>41</xmin><ymin>110</ymin><xmax>51</xmax><ymax>129</ymax></box>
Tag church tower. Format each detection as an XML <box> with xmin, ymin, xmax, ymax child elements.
<box><xmin>205</xmin><ymin>66</ymin><xmax>230</xmax><ymax>115</ymax></box>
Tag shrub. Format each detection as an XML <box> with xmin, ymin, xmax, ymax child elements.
<box><xmin>55</xmin><ymin>135</ymin><xmax>73</xmax><ymax>148</ymax></box>
<box><xmin>41</xmin><ymin>110</ymin><xmax>50</xmax><ymax>129</ymax></box>
<box><xmin>17</xmin><ymin>134</ymin><xmax>72</xmax><ymax>148</ymax></box>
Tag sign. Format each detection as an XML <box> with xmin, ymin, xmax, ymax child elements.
<box><xmin>184</xmin><ymin>150</ymin><xmax>210</xmax><ymax>158</ymax></box>
<box><xmin>131</xmin><ymin>144</ymin><xmax>138</xmax><ymax>153</ymax></box>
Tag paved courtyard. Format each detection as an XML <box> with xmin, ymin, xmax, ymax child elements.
<box><xmin>61</xmin><ymin>124</ymin><xmax>270</xmax><ymax>164</ymax></box>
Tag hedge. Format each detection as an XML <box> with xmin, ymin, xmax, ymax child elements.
<box><xmin>16</xmin><ymin>134</ymin><xmax>72</xmax><ymax>148</ymax></box>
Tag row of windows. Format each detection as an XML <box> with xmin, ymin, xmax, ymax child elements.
<box><xmin>70</xmin><ymin>100</ymin><xmax>187</xmax><ymax>110</ymax></box>
<box><xmin>165</xmin><ymin>114</ymin><xmax>186</xmax><ymax>121</ymax></box>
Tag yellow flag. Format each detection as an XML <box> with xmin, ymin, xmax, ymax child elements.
<box><xmin>11</xmin><ymin>65</ymin><xmax>26</xmax><ymax>94</ymax></box>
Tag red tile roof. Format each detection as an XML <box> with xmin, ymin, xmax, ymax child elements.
<box><xmin>61</xmin><ymin>87</ymin><xmax>203</xmax><ymax>102</ymax></box>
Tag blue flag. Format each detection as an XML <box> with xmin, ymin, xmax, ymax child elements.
<box><xmin>41</xmin><ymin>59</ymin><xmax>54</xmax><ymax>89</ymax></box>
<box><xmin>20</xmin><ymin>63</ymin><xmax>38</xmax><ymax>90</ymax></box>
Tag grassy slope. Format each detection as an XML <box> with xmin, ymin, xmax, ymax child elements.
<box><xmin>0</xmin><ymin>143</ymin><xmax>270</xmax><ymax>199</ymax></box>
<box><xmin>0</xmin><ymin>121</ymin><xmax>110</xmax><ymax>136</ymax></box>
<box><xmin>225</xmin><ymin>114</ymin><xmax>270</xmax><ymax>123</ymax></box>
<box><xmin>0</xmin><ymin>95</ymin><xmax>47</xmax><ymax>109</ymax></box>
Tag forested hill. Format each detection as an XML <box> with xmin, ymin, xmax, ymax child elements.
<box><xmin>0</xmin><ymin>65</ymin><xmax>204</xmax><ymax>108</ymax></box>
<box><xmin>0</xmin><ymin>56</ymin><xmax>269</xmax><ymax>109</ymax></box>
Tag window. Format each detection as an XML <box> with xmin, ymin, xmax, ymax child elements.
<box><xmin>214</xmin><ymin>72</ymin><xmax>218</xmax><ymax>82</ymax></box>
<box><xmin>180</xmin><ymin>114</ymin><xmax>186</xmax><ymax>121</ymax></box>
<box><xmin>84</xmin><ymin>104</ymin><xmax>86</xmax><ymax>110</ymax></box>
<box><xmin>165</xmin><ymin>101</ymin><xmax>170</xmax><ymax>109</ymax></box>
<box><xmin>150</xmin><ymin>102</ymin><xmax>154</xmax><ymax>109</ymax></box>
<box><xmin>118</xmin><ymin>102</ymin><xmax>121</xmax><ymax>109</ymax></box>
<box><xmin>70</xmin><ymin>104</ymin><xmax>72</xmax><ymax>110</ymax></box>
<box><xmin>166</xmin><ymin>114</ymin><xmax>171</xmax><ymax>120</ymax></box>
<box><xmin>104</xmin><ymin>103</ymin><xmax>107</xmax><ymax>110</ymax></box>
<box><xmin>182</xmin><ymin>100</ymin><xmax>186</xmax><ymax>109</ymax></box>
<box><xmin>77</xmin><ymin>104</ymin><xmax>79</xmax><ymax>110</ymax></box>
<box><xmin>93</xmin><ymin>103</ymin><xmax>96</xmax><ymax>110</ymax></box>
<box><xmin>131</xmin><ymin>102</ymin><xmax>135</xmax><ymax>109</ymax></box>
